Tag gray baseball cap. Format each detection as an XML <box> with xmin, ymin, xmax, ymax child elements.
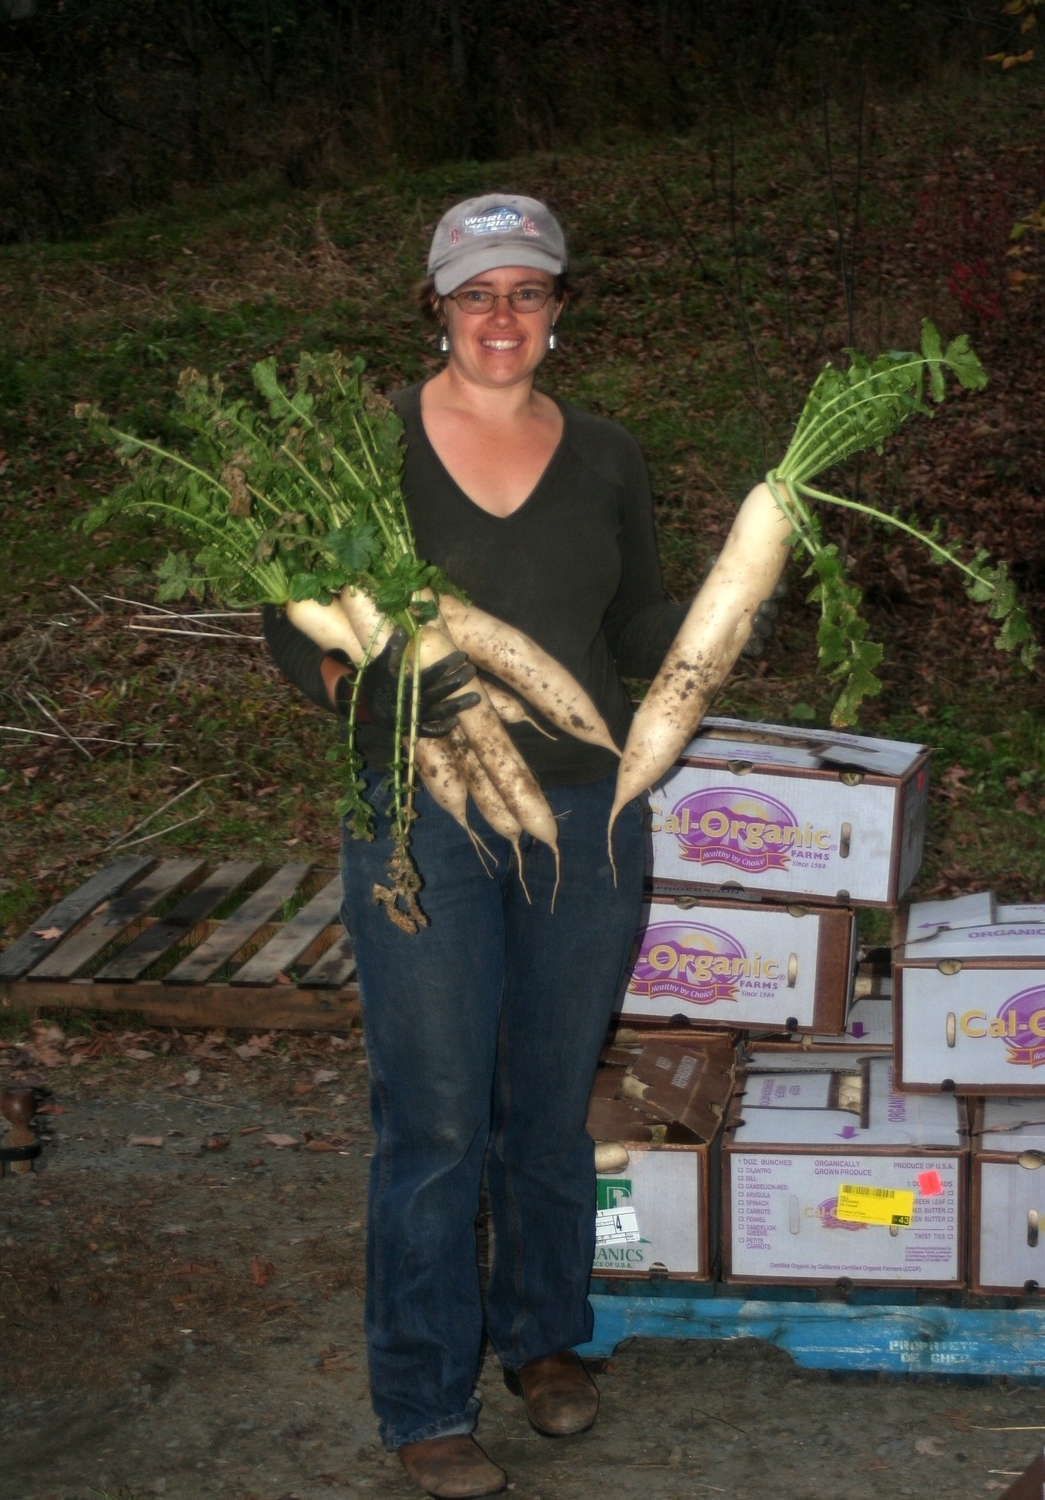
<box><xmin>427</xmin><ymin>194</ymin><xmax>567</xmax><ymax>295</ymax></box>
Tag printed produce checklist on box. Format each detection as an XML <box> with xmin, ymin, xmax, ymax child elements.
<box><xmin>724</xmin><ymin>1058</ymin><xmax>967</xmax><ymax>1285</ymax></box>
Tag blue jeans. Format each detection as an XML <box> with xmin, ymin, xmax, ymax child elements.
<box><xmin>339</xmin><ymin>769</ymin><xmax>644</xmax><ymax>1450</ymax></box>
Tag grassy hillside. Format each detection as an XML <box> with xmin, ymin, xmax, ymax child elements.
<box><xmin>2</xmin><ymin>65</ymin><xmax>1044</xmax><ymax>942</ymax></box>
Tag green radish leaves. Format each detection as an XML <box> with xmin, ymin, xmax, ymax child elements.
<box><xmin>770</xmin><ymin>321</ymin><xmax>1033</xmax><ymax>727</ymax></box>
<box><xmin>322</xmin><ymin>521</ymin><xmax>380</xmax><ymax>574</ymax></box>
<box><xmin>919</xmin><ymin>321</ymin><xmax>988</xmax><ymax>403</ymax></box>
<box><xmin>807</xmin><ymin>548</ymin><xmax>885</xmax><ymax>725</ymax></box>
<box><xmin>939</xmin><ymin>330</ymin><xmax>989</xmax><ymax>394</ymax></box>
<box><xmin>77</xmin><ymin>350</ymin><xmax>464</xmax><ymax>926</ymax></box>
<box><xmin>156</xmin><ymin>549</ymin><xmax>203</xmax><ymax>602</ymax></box>
<box><xmin>964</xmin><ymin>555</ymin><xmax>1039</xmax><ymax>668</ymax></box>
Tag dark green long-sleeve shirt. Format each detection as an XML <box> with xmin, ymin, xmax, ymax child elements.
<box><xmin>263</xmin><ymin>382</ymin><xmax>686</xmax><ymax>786</ymax></box>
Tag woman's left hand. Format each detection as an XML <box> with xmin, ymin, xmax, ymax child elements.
<box><xmin>354</xmin><ymin>628</ymin><xmax>482</xmax><ymax>736</ymax></box>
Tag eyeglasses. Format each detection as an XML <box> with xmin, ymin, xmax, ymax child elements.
<box><xmin>444</xmin><ymin>287</ymin><xmax>556</xmax><ymax>314</ymax></box>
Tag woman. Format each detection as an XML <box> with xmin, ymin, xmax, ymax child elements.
<box><xmin>264</xmin><ymin>193</ymin><xmax>687</xmax><ymax>1498</ymax></box>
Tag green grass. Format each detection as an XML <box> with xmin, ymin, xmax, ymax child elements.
<box><xmin>1</xmin><ymin>64</ymin><xmax>1043</xmax><ymax>936</ymax></box>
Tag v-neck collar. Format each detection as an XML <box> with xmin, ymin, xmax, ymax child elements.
<box><xmin>410</xmin><ymin>382</ymin><xmax>570</xmax><ymax>523</ymax></box>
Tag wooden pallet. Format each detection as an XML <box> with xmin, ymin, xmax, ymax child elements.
<box><xmin>582</xmin><ymin>1286</ymin><xmax>1045</xmax><ymax>1378</ymax></box>
<box><xmin>0</xmin><ymin>856</ymin><xmax>359</xmax><ymax>1032</ymax></box>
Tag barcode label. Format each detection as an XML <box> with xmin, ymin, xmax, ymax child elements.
<box><xmin>835</xmin><ymin>1183</ymin><xmax>915</xmax><ymax>1228</ymax></box>
<box><xmin>595</xmin><ymin>1206</ymin><xmax>641</xmax><ymax>1246</ymax></box>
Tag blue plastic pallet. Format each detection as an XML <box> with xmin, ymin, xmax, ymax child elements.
<box><xmin>580</xmin><ymin>1284</ymin><xmax>1045</xmax><ymax>1378</ymax></box>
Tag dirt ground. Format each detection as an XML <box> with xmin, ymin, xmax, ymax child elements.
<box><xmin>2</xmin><ymin>1028</ymin><xmax>1044</xmax><ymax>1500</ymax></box>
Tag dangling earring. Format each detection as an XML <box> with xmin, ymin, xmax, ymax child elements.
<box><xmin>548</xmin><ymin>326</ymin><xmax>558</xmax><ymax>351</ymax></box>
<box><xmin>438</xmin><ymin>332</ymin><xmax>450</xmax><ymax>354</ymax></box>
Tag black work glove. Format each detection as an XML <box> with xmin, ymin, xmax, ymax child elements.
<box><xmin>741</xmin><ymin>585</ymin><xmax>785</xmax><ymax>658</ymax></box>
<box><xmin>340</xmin><ymin>626</ymin><xmax>480</xmax><ymax>736</ymax></box>
<box><xmin>701</xmin><ymin>555</ymin><xmax>786</xmax><ymax>659</ymax></box>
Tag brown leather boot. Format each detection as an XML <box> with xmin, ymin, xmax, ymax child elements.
<box><xmin>503</xmin><ymin>1349</ymin><xmax>599</xmax><ymax>1436</ymax></box>
<box><xmin>397</xmin><ymin>1434</ymin><xmax>507</xmax><ymax>1498</ymax></box>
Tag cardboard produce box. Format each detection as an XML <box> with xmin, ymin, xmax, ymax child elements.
<box><xmin>895</xmin><ymin>893</ymin><xmax>1045</xmax><ymax>1095</ymax></box>
<box><xmin>647</xmin><ymin>716</ymin><xmax>930</xmax><ymax>907</ymax></box>
<box><xmin>750</xmin><ymin>996</ymin><xmax>894</xmax><ymax>1055</ymax></box>
<box><xmin>742</xmin><ymin>1040</ymin><xmax>890</xmax><ymax>1075</ymax></box>
<box><xmin>971</xmin><ymin>1099</ymin><xmax>1045</xmax><ymax>1294</ymax></box>
<box><xmin>618</xmin><ymin>892</ymin><xmax>855</xmax><ymax>1034</ymax></box>
<box><xmin>723</xmin><ymin>1057</ymin><xmax>967</xmax><ymax>1287</ymax></box>
<box><xmin>588</xmin><ymin>1038</ymin><xmax>735</xmax><ymax>1281</ymax></box>
<box><xmin>745</xmin><ymin>952</ymin><xmax>893</xmax><ymax>1055</ymax></box>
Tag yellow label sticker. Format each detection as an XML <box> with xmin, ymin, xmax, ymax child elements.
<box><xmin>835</xmin><ymin>1183</ymin><xmax>915</xmax><ymax>1228</ymax></box>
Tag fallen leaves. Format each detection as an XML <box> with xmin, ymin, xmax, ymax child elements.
<box><xmin>914</xmin><ymin>1436</ymin><xmax>946</xmax><ymax>1456</ymax></box>
<box><xmin>126</xmin><ymin>1135</ymin><xmax>165</xmax><ymax>1149</ymax></box>
<box><xmin>234</xmin><ymin>1032</ymin><xmax>278</xmax><ymax>1061</ymax></box>
<box><xmin>249</xmin><ymin>1255</ymin><xmax>275</xmax><ymax>1287</ymax></box>
<box><xmin>202</xmin><ymin>1133</ymin><xmax>229</xmax><ymax>1152</ymax></box>
<box><xmin>302</xmin><ymin>1128</ymin><xmax>347</xmax><ymax>1152</ymax></box>
<box><xmin>939</xmin><ymin>763</ymin><xmax>972</xmax><ymax>801</ymax></box>
<box><xmin>0</xmin><ymin>1020</ymin><xmax>362</xmax><ymax>1082</ymax></box>
<box><xmin>316</xmin><ymin>1344</ymin><xmax>356</xmax><ymax>1372</ymax></box>
<box><xmin>260</xmin><ymin>1298</ymin><xmax>296</xmax><ymax>1317</ymax></box>
<box><xmin>263</xmin><ymin>1133</ymin><xmax>298</xmax><ymax>1149</ymax></box>
<box><xmin>32</xmin><ymin>926</ymin><xmax>64</xmax><ymax>941</ymax></box>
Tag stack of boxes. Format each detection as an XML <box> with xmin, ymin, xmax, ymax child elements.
<box><xmin>892</xmin><ymin>893</ymin><xmax>1045</xmax><ymax>1293</ymax></box>
<box><xmin>587</xmin><ymin>715</ymin><xmax>977</xmax><ymax>1288</ymax></box>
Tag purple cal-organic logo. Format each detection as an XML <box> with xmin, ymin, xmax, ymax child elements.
<box><xmin>999</xmin><ymin>985</ymin><xmax>1045</xmax><ymax>1068</ymax></box>
<box><xmin>816</xmin><ymin>1197</ymin><xmax>867</xmax><ymax>1232</ymax></box>
<box><xmin>655</xmin><ymin>787</ymin><xmax>831</xmax><ymax>874</ymax></box>
<box><xmin>628</xmin><ymin>921</ymin><xmax>782</xmax><ymax>1007</ymax></box>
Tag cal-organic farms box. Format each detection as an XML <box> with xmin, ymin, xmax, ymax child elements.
<box><xmin>972</xmin><ymin>1099</ymin><xmax>1045</xmax><ymax>1294</ymax></box>
<box><xmin>895</xmin><ymin>894</ymin><xmax>1045</xmax><ymax>1095</ymax></box>
<box><xmin>647</xmin><ymin>717</ymin><xmax>930</xmax><ymax>907</ymax></box>
<box><xmin>723</xmin><ymin>1057</ymin><xmax>967</xmax><ymax>1286</ymax></box>
<box><xmin>588</xmin><ymin>1039</ymin><xmax>734</xmax><ymax>1280</ymax></box>
<box><xmin>618</xmin><ymin>893</ymin><xmax>855</xmax><ymax>1034</ymax></box>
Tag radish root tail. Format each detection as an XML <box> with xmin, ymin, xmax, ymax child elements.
<box><xmin>468</xmin><ymin>827</ymin><xmax>496</xmax><ymax>877</ymax></box>
<box><xmin>606</xmin><ymin>811</ymin><xmax>620</xmax><ymax>889</ymax></box>
<box><xmin>514</xmin><ymin>840</ymin><xmax>531</xmax><ymax>904</ymax></box>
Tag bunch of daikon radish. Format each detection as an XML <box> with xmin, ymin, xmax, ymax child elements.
<box><xmin>79</xmin><ymin>353</ymin><xmax>618</xmax><ymax>930</ymax></box>
<box><xmin>608</xmin><ymin>320</ymin><xmax>1034</xmax><ymax>856</ymax></box>
<box><xmin>80</xmin><ymin>327</ymin><xmax>1031</xmax><ymax>931</ymax></box>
